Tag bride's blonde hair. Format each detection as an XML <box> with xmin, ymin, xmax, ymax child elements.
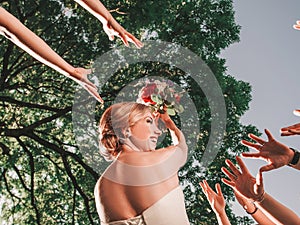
<box><xmin>98</xmin><ymin>102</ymin><xmax>151</xmax><ymax>161</ymax></box>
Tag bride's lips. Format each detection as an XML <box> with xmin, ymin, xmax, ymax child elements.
<box><xmin>150</xmin><ymin>136</ymin><xmax>158</xmax><ymax>143</ymax></box>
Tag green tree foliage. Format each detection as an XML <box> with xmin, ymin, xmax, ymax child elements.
<box><xmin>0</xmin><ymin>0</ymin><xmax>258</xmax><ymax>224</ymax></box>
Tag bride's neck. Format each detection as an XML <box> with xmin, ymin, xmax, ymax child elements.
<box><xmin>122</xmin><ymin>142</ymin><xmax>140</xmax><ymax>152</ymax></box>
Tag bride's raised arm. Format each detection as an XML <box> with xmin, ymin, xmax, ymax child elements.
<box><xmin>159</xmin><ymin>112</ymin><xmax>188</xmax><ymax>152</ymax></box>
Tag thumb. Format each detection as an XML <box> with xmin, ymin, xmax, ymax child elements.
<box><xmin>256</xmin><ymin>171</ymin><xmax>263</xmax><ymax>186</ymax></box>
<box><xmin>254</xmin><ymin>171</ymin><xmax>264</xmax><ymax>194</ymax></box>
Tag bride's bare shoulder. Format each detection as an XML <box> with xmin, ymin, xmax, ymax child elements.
<box><xmin>117</xmin><ymin>146</ymin><xmax>177</xmax><ymax>166</ymax></box>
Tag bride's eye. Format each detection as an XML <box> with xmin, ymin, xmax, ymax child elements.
<box><xmin>146</xmin><ymin>117</ymin><xmax>153</xmax><ymax>124</ymax></box>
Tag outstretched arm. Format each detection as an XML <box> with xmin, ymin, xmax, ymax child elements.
<box><xmin>0</xmin><ymin>7</ymin><xmax>102</xmax><ymax>102</ymax></box>
<box><xmin>200</xmin><ymin>181</ymin><xmax>231</xmax><ymax>225</ymax></box>
<box><xmin>234</xmin><ymin>191</ymin><xmax>276</xmax><ymax>225</ymax></box>
<box><xmin>241</xmin><ymin>129</ymin><xmax>300</xmax><ymax>171</ymax></box>
<box><xmin>74</xmin><ymin>0</ymin><xmax>143</xmax><ymax>48</ymax></box>
<box><xmin>222</xmin><ymin>156</ymin><xmax>300</xmax><ymax>225</ymax></box>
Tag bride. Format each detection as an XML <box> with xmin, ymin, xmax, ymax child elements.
<box><xmin>95</xmin><ymin>102</ymin><xmax>190</xmax><ymax>225</ymax></box>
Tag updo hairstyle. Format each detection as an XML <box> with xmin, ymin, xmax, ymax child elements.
<box><xmin>98</xmin><ymin>102</ymin><xmax>151</xmax><ymax>161</ymax></box>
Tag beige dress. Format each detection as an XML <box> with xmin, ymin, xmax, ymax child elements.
<box><xmin>101</xmin><ymin>186</ymin><xmax>190</xmax><ymax>225</ymax></box>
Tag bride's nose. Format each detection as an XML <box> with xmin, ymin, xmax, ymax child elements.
<box><xmin>153</xmin><ymin>124</ymin><xmax>162</xmax><ymax>136</ymax></box>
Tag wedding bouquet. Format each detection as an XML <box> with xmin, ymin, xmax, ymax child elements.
<box><xmin>136</xmin><ymin>79</ymin><xmax>184</xmax><ymax>116</ymax></box>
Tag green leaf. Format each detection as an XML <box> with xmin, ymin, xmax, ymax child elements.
<box><xmin>167</xmin><ymin>108</ymin><xmax>176</xmax><ymax>116</ymax></box>
<box><xmin>151</xmin><ymin>94</ymin><xmax>163</xmax><ymax>104</ymax></box>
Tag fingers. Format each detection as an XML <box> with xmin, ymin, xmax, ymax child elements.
<box><xmin>281</xmin><ymin>131</ymin><xmax>296</xmax><ymax>136</ymax></box>
<box><xmin>248</xmin><ymin>133</ymin><xmax>265</xmax><ymax>145</ymax></box>
<box><xmin>254</xmin><ymin>171</ymin><xmax>264</xmax><ymax>195</ymax></box>
<box><xmin>199</xmin><ymin>181</ymin><xmax>206</xmax><ymax>194</ymax></box>
<box><xmin>203</xmin><ymin>180</ymin><xmax>213</xmax><ymax>193</ymax></box>
<box><xmin>113</xmin><ymin>31</ymin><xmax>143</xmax><ymax>48</ymax></box>
<box><xmin>225</xmin><ymin>159</ymin><xmax>242</xmax><ymax>176</ymax></box>
<box><xmin>84</xmin><ymin>84</ymin><xmax>104</xmax><ymax>103</ymax></box>
<box><xmin>264</xmin><ymin>129</ymin><xmax>274</xmax><ymax>141</ymax></box>
<box><xmin>82</xmin><ymin>78</ymin><xmax>97</xmax><ymax>89</ymax></box>
<box><xmin>281</xmin><ymin>122</ymin><xmax>300</xmax><ymax>136</ymax></box>
<box><xmin>288</xmin><ymin>129</ymin><xmax>300</xmax><ymax>135</ymax></box>
<box><xmin>221</xmin><ymin>167</ymin><xmax>237</xmax><ymax>182</ymax></box>
<box><xmin>221</xmin><ymin>162</ymin><xmax>239</xmax><ymax>189</ymax></box>
<box><xmin>125</xmin><ymin>32</ymin><xmax>143</xmax><ymax>48</ymax></box>
<box><xmin>119</xmin><ymin>33</ymin><xmax>129</xmax><ymax>47</ymax></box>
<box><xmin>241</xmin><ymin>152</ymin><xmax>261</xmax><ymax>158</ymax></box>
<box><xmin>221</xmin><ymin>177</ymin><xmax>234</xmax><ymax>188</ymax></box>
<box><xmin>281</xmin><ymin>122</ymin><xmax>300</xmax><ymax>131</ymax></box>
<box><xmin>106</xmin><ymin>21</ymin><xmax>143</xmax><ymax>48</ymax></box>
<box><xmin>235</xmin><ymin>156</ymin><xmax>250</xmax><ymax>174</ymax></box>
<box><xmin>215</xmin><ymin>183</ymin><xmax>223</xmax><ymax>197</ymax></box>
<box><xmin>256</xmin><ymin>171</ymin><xmax>263</xmax><ymax>186</ymax></box>
<box><xmin>200</xmin><ymin>180</ymin><xmax>214</xmax><ymax>198</ymax></box>
<box><xmin>241</xmin><ymin>140</ymin><xmax>262</xmax><ymax>150</ymax></box>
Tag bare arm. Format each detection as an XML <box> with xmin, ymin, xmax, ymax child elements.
<box><xmin>0</xmin><ymin>7</ymin><xmax>102</xmax><ymax>102</ymax></box>
<box><xmin>159</xmin><ymin>112</ymin><xmax>187</xmax><ymax>151</ymax></box>
<box><xmin>234</xmin><ymin>191</ymin><xmax>276</xmax><ymax>225</ymax></box>
<box><xmin>257</xmin><ymin>193</ymin><xmax>300</xmax><ymax>225</ymax></box>
<box><xmin>222</xmin><ymin>156</ymin><xmax>300</xmax><ymax>225</ymax></box>
<box><xmin>74</xmin><ymin>0</ymin><xmax>143</xmax><ymax>48</ymax></box>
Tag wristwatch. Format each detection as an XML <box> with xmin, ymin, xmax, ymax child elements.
<box><xmin>288</xmin><ymin>148</ymin><xmax>300</xmax><ymax>166</ymax></box>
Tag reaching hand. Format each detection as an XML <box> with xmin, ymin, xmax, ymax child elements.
<box><xmin>280</xmin><ymin>109</ymin><xmax>300</xmax><ymax>136</ymax></box>
<box><xmin>104</xmin><ymin>17</ymin><xmax>143</xmax><ymax>48</ymax></box>
<box><xmin>200</xmin><ymin>181</ymin><xmax>226</xmax><ymax>214</ymax></box>
<box><xmin>281</xmin><ymin>122</ymin><xmax>300</xmax><ymax>136</ymax></box>
<box><xmin>221</xmin><ymin>156</ymin><xmax>265</xmax><ymax>202</ymax></box>
<box><xmin>72</xmin><ymin>68</ymin><xmax>103</xmax><ymax>103</ymax></box>
<box><xmin>241</xmin><ymin>129</ymin><xmax>294</xmax><ymax>172</ymax></box>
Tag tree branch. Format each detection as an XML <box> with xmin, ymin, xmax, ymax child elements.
<box><xmin>61</xmin><ymin>154</ymin><xmax>95</xmax><ymax>225</ymax></box>
<box><xmin>0</xmin><ymin>96</ymin><xmax>63</xmax><ymax>112</ymax></box>
<box><xmin>17</xmin><ymin>137</ymin><xmax>41</xmax><ymax>225</ymax></box>
<box><xmin>72</xmin><ymin>188</ymin><xmax>76</xmax><ymax>225</ymax></box>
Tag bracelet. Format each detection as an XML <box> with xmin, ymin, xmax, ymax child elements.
<box><xmin>288</xmin><ymin>148</ymin><xmax>300</xmax><ymax>166</ymax></box>
<box><xmin>254</xmin><ymin>191</ymin><xmax>265</xmax><ymax>203</ymax></box>
<box><xmin>246</xmin><ymin>203</ymin><xmax>258</xmax><ymax>215</ymax></box>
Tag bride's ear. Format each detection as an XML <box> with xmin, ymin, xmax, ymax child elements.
<box><xmin>121</xmin><ymin>128</ymin><xmax>131</xmax><ymax>139</ymax></box>
<box><xmin>125</xmin><ymin>128</ymin><xmax>132</xmax><ymax>138</ymax></box>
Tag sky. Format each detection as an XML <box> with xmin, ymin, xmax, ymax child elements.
<box><xmin>221</xmin><ymin>0</ymin><xmax>300</xmax><ymax>218</ymax></box>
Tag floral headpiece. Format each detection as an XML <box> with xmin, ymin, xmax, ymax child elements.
<box><xmin>136</xmin><ymin>79</ymin><xmax>184</xmax><ymax>115</ymax></box>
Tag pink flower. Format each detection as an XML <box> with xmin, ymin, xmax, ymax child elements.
<box><xmin>140</xmin><ymin>83</ymin><xmax>157</xmax><ymax>105</ymax></box>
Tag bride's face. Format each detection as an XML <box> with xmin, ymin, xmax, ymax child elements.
<box><xmin>129</xmin><ymin>112</ymin><xmax>162</xmax><ymax>151</ymax></box>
